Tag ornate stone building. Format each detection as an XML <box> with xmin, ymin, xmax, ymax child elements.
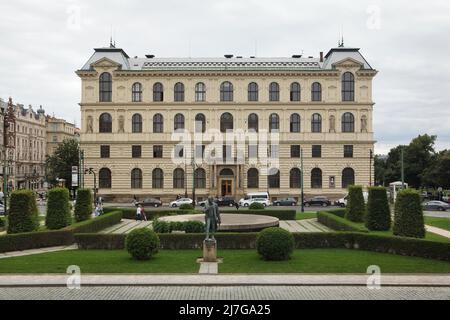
<box><xmin>46</xmin><ymin>116</ymin><xmax>77</xmax><ymax>156</ymax></box>
<box><xmin>77</xmin><ymin>45</ymin><xmax>377</xmax><ymax>203</ymax></box>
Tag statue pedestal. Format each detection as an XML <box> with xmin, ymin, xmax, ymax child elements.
<box><xmin>203</xmin><ymin>239</ymin><xmax>217</xmax><ymax>262</ymax></box>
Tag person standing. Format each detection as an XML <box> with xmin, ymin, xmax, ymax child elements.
<box><xmin>136</xmin><ymin>205</ymin><xmax>142</xmax><ymax>221</ymax></box>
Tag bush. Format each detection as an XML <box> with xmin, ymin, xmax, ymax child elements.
<box><xmin>393</xmin><ymin>189</ymin><xmax>425</xmax><ymax>238</ymax></box>
<box><xmin>317</xmin><ymin>211</ymin><xmax>369</xmax><ymax>232</ymax></box>
<box><xmin>103</xmin><ymin>207</ymin><xmax>202</xmax><ymax>220</ymax></box>
<box><xmin>152</xmin><ymin>219</ymin><xmax>172</xmax><ymax>233</ymax></box>
<box><xmin>326</xmin><ymin>209</ymin><xmax>346</xmax><ymax>218</ymax></box>
<box><xmin>67</xmin><ymin>211</ymin><xmax>122</xmax><ymax>234</ymax></box>
<box><xmin>366</xmin><ymin>187</ymin><xmax>391</xmax><ymax>231</ymax></box>
<box><xmin>179</xmin><ymin>204</ymin><xmax>195</xmax><ymax>210</ymax></box>
<box><xmin>184</xmin><ymin>220</ymin><xmax>205</xmax><ymax>233</ymax></box>
<box><xmin>152</xmin><ymin>219</ymin><xmax>205</xmax><ymax>234</ymax></box>
<box><xmin>345</xmin><ymin>186</ymin><xmax>366</xmax><ymax>222</ymax></box>
<box><xmin>125</xmin><ymin>228</ymin><xmax>160</xmax><ymax>260</ymax></box>
<box><xmin>0</xmin><ymin>217</ymin><xmax>5</xmax><ymax>229</ymax></box>
<box><xmin>7</xmin><ymin>190</ymin><xmax>39</xmax><ymax>234</ymax></box>
<box><xmin>256</xmin><ymin>227</ymin><xmax>294</xmax><ymax>261</ymax></box>
<box><xmin>45</xmin><ymin>188</ymin><xmax>71</xmax><ymax>230</ymax></box>
<box><xmin>222</xmin><ymin>209</ymin><xmax>296</xmax><ymax>220</ymax></box>
<box><xmin>74</xmin><ymin>188</ymin><xmax>93</xmax><ymax>222</ymax></box>
<box><xmin>249</xmin><ymin>202</ymin><xmax>265</xmax><ymax>210</ymax></box>
<box><xmin>0</xmin><ymin>230</ymin><xmax>74</xmax><ymax>253</ymax></box>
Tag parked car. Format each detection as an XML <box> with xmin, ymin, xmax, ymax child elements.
<box><xmin>238</xmin><ymin>192</ymin><xmax>269</xmax><ymax>205</ymax></box>
<box><xmin>304</xmin><ymin>196</ymin><xmax>331</xmax><ymax>207</ymax></box>
<box><xmin>422</xmin><ymin>201</ymin><xmax>449</xmax><ymax>211</ymax></box>
<box><xmin>170</xmin><ymin>198</ymin><xmax>193</xmax><ymax>208</ymax></box>
<box><xmin>273</xmin><ymin>198</ymin><xmax>297</xmax><ymax>206</ymax></box>
<box><xmin>135</xmin><ymin>198</ymin><xmax>163</xmax><ymax>208</ymax></box>
<box><xmin>334</xmin><ymin>192</ymin><xmax>369</xmax><ymax>207</ymax></box>
<box><xmin>0</xmin><ymin>204</ymin><xmax>4</xmax><ymax>216</ymax></box>
<box><xmin>240</xmin><ymin>197</ymin><xmax>271</xmax><ymax>207</ymax></box>
<box><xmin>216</xmin><ymin>197</ymin><xmax>237</xmax><ymax>207</ymax></box>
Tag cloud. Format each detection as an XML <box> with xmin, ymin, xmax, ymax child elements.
<box><xmin>1</xmin><ymin>0</ymin><xmax>449</xmax><ymax>154</ymax></box>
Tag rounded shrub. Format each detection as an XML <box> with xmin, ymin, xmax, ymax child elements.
<box><xmin>45</xmin><ymin>188</ymin><xmax>71</xmax><ymax>230</ymax></box>
<box><xmin>249</xmin><ymin>202</ymin><xmax>265</xmax><ymax>210</ymax></box>
<box><xmin>184</xmin><ymin>221</ymin><xmax>205</xmax><ymax>233</ymax></box>
<box><xmin>256</xmin><ymin>227</ymin><xmax>294</xmax><ymax>261</ymax></box>
<box><xmin>365</xmin><ymin>187</ymin><xmax>391</xmax><ymax>231</ymax></box>
<box><xmin>393</xmin><ymin>189</ymin><xmax>425</xmax><ymax>238</ymax></box>
<box><xmin>7</xmin><ymin>190</ymin><xmax>39</xmax><ymax>234</ymax></box>
<box><xmin>74</xmin><ymin>188</ymin><xmax>93</xmax><ymax>222</ymax></box>
<box><xmin>179</xmin><ymin>203</ymin><xmax>194</xmax><ymax>210</ymax></box>
<box><xmin>345</xmin><ymin>185</ymin><xmax>366</xmax><ymax>222</ymax></box>
<box><xmin>126</xmin><ymin>228</ymin><xmax>160</xmax><ymax>260</ymax></box>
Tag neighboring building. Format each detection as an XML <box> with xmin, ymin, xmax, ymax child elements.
<box><xmin>77</xmin><ymin>44</ymin><xmax>377</xmax><ymax>203</ymax></box>
<box><xmin>0</xmin><ymin>99</ymin><xmax>5</xmax><ymax>192</ymax></box>
<box><xmin>46</xmin><ymin>116</ymin><xmax>77</xmax><ymax>156</ymax></box>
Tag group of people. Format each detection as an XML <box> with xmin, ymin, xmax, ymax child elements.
<box><xmin>94</xmin><ymin>196</ymin><xmax>104</xmax><ymax>217</ymax></box>
<box><xmin>135</xmin><ymin>204</ymin><xmax>148</xmax><ymax>221</ymax></box>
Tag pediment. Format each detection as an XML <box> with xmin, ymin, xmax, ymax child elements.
<box><xmin>91</xmin><ymin>57</ymin><xmax>122</xmax><ymax>69</ymax></box>
<box><xmin>332</xmin><ymin>57</ymin><xmax>363</xmax><ymax>69</ymax></box>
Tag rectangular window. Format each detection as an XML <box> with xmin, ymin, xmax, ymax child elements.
<box><xmin>195</xmin><ymin>145</ymin><xmax>205</xmax><ymax>159</ymax></box>
<box><xmin>222</xmin><ymin>145</ymin><xmax>232</xmax><ymax>161</ymax></box>
<box><xmin>312</xmin><ymin>145</ymin><xmax>322</xmax><ymax>158</ymax></box>
<box><xmin>344</xmin><ymin>145</ymin><xmax>354</xmax><ymax>158</ymax></box>
<box><xmin>153</xmin><ymin>145</ymin><xmax>163</xmax><ymax>158</ymax></box>
<box><xmin>100</xmin><ymin>145</ymin><xmax>110</xmax><ymax>158</ymax></box>
<box><xmin>132</xmin><ymin>145</ymin><xmax>142</xmax><ymax>158</ymax></box>
<box><xmin>291</xmin><ymin>145</ymin><xmax>301</xmax><ymax>158</ymax></box>
<box><xmin>248</xmin><ymin>145</ymin><xmax>258</xmax><ymax>159</ymax></box>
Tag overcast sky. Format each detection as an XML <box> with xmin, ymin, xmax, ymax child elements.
<box><xmin>1</xmin><ymin>0</ymin><xmax>449</xmax><ymax>154</ymax></box>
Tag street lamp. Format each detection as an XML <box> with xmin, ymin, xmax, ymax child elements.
<box><xmin>85</xmin><ymin>168</ymin><xmax>97</xmax><ymax>205</ymax></box>
<box><xmin>369</xmin><ymin>149</ymin><xmax>373</xmax><ymax>187</ymax></box>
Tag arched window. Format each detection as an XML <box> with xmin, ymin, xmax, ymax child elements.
<box><xmin>174</xmin><ymin>82</ymin><xmax>185</xmax><ymax>102</ymax></box>
<box><xmin>268</xmin><ymin>169</ymin><xmax>280</xmax><ymax>188</ymax></box>
<box><xmin>195</xmin><ymin>113</ymin><xmax>206</xmax><ymax>133</ymax></box>
<box><xmin>342</xmin><ymin>72</ymin><xmax>355</xmax><ymax>101</ymax></box>
<box><xmin>290</xmin><ymin>113</ymin><xmax>301</xmax><ymax>133</ymax></box>
<box><xmin>131</xmin><ymin>168</ymin><xmax>143</xmax><ymax>189</ymax></box>
<box><xmin>269</xmin><ymin>113</ymin><xmax>279</xmax><ymax>132</ymax></box>
<box><xmin>290</xmin><ymin>168</ymin><xmax>301</xmax><ymax>188</ymax></box>
<box><xmin>220</xmin><ymin>168</ymin><xmax>234</xmax><ymax>176</ymax></box>
<box><xmin>312</xmin><ymin>82</ymin><xmax>322</xmax><ymax>102</ymax></box>
<box><xmin>342</xmin><ymin>112</ymin><xmax>355</xmax><ymax>133</ymax></box>
<box><xmin>99</xmin><ymin>168</ymin><xmax>112</xmax><ymax>189</ymax></box>
<box><xmin>220</xmin><ymin>81</ymin><xmax>233</xmax><ymax>102</ymax></box>
<box><xmin>153</xmin><ymin>83</ymin><xmax>164</xmax><ymax>102</ymax></box>
<box><xmin>153</xmin><ymin>114</ymin><xmax>164</xmax><ymax>133</ymax></box>
<box><xmin>248</xmin><ymin>82</ymin><xmax>259</xmax><ymax>101</ymax></box>
<box><xmin>132</xmin><ymin>82</ymin><xmax>142</xmax><ymax>102</ymax></box>
<box><xmin>311</xmin><ymin>113</ymin><xmax>322</xmax><ymax>133</ymax></box>
<box><xmin>132</xmin><ymin>114</ymin><xmax>143</xmax><ymax>133</ymax></box>
<box><xmin>173</xmin><ymin>168</ymin><xmax>185</xmax><ymax>189</ymax></box>
<box><xmin>194</xmin><ymin>168</ymin><xmax>206</xmax><ymax>189</ymax></box>
<box><xmin>174</xmin><ymin>113</ymin><xmax>185</xmax><ymax>131</ymax></box>
<box><xmin>99</xmin><ymin>72</ymin><xmax>112</xmax><ymax>102</ymax></box>
<box><xmin>195</xmin><ymin>82</ymin><xmax>206</xmax><ymax>102</ymax></box>
<box><xmin>152</xmin><ymin>168</ymin><xmax>164</xmax><ymax>189</ymax></box>
<box><xmin>290</xmin><ymin>82</ymin><xmax>301</xmax><ymax>102</ymax></box>
<box><xmin>311</xmin><ymin>168</ymin><xmax>322</xmax><ymax>189</ymax></box>
<box><xmin>99</xmin><ymin>113</ymin><xmax>112</xmax><ymax>133</ymax></box>
<box><xmin>247</xmin><ymin>168</ymin><xmax>259</xmax><ymax>188</ymax></box>
<box><xmin>220</xmin><ymin>113</ymin><xmax>234</xmax><ymax>133</ymax></box>
<box><xmin>248</xmin><ymin>113</ymin><xmax>259</xmax><ymax>132</ymax></box>
<box><xmin>342</xmin><ymin>168</ymin><xmax>355</xmax><ymax>188</ymax></box>
<box><xmin>269</xmin><ymin>82</ymin><xmax>280</xmax><ymax>101</ymax></box>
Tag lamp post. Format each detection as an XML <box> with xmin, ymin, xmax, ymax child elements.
<box><xmin>85</xmin><ymin>168</ymin><xmax>97</xmax><ymax>205</ymax></box>
<box><xmin>369</xmin><ymin>149</ymin><xmax>373</xmax><ymax>187</ymax></box>
<box><xmin>192</xmin><ymin>158</ymin><xmax>198</xmax><ymax>206</ymax></box>
<box><xmin>300</xmin><ymin>147</ymin><xmax>305</xmax><ymax>213</ymax></box>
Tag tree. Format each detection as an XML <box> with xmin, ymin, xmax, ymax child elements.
<box><xmin>7</xmin><ymin>190</ymin><xmax>39</xmax><ymax>234</ymax></box>
<box><xmin>45</xmin><ymin>139</ymin><xmax>79</xmax><ymax>187</ymax></box>
<box><xmin>45</xmin><ymin>187</ymin><xmax>71</xmax><ymax>230</ymax></box>
<box><xmin>393</xmin><ymin>189</ymin><xmax>425</xmax><ymax>238</ymax></box>
<box><xmin>374</xmin><ymin>155</ymin><xmax>387</xmax><ymax>186</ymax></box>
<box><xmin>365</xmin><ymin>187</ymin><xmax>391</xmax><ymax>231</ymax></box>
<box><xmin>345</xmin><ymin>185</ymin><xmax>366</xmax><ymax>222</ymax></box>
<box><xmin>422</xmin><ymin>150</ymin><xmax>450</xmax><ymax>189</ymax></box>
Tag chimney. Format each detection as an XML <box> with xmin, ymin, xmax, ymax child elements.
<box><xmin>320</xmin><ymin>52</ymin><xmax>324</xmax><ymax>62</ymax></box>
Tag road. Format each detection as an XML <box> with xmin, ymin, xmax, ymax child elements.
<box><xmin>0</xmin><ymin>285</ymin><xmax>448</xmax><ymax>300</ymax></box>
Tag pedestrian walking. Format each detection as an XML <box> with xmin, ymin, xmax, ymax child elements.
<box><xmin>136</xmin><ymin>205</ymin><xmax>143</xmax><ymax>221</ymax></box>
<box><xmin>235</xmin><ymin>201</ymin><xmax>240</xmax><ymax>210</ymax></box>
<box><xmin>141</xmin><ymin>206</ymin><xmax>147</xmax><ymax>221</ymax></box>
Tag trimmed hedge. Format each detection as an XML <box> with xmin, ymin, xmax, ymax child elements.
<box><xmin>256</xmin><ymin>228</ymin><xmax>294</xmax><ymax>261</ymax></box>
<box><xmin>46</xmin><ymin>188</ymin><xmax>71</xmax><ymax>230</ymax></box>
<box><xmin>74</xmin><ymin>188</ymin><xmax>93</xmax><ymax>222</ymax></box>
<box><xmin>153</xmin><ymin>219</ymin><xmax>205</xmax><ymax>234</ymax></box>
<box><xmin>249</xmin><ymin>202</ymin><xmax>265</xmax><ymax>210</ymax></box>
<box><xmin>345</xmin><ymin>185</ymin><xmax>366</xmax><ymax>222</ymax></box>
<box><xmin>318</xmin><ymin>211</ymin><xmax>369</xmax><ymax>233</ymax></box>
<box><xmin>0</xmin><ymin>230</ymin><xmax>74</xmax><ymax>253</ymax></box>
<box><xmin>222</xmin><ymin>209</ymin><xmax>296</xmax><ymax>220</ymax></box>
<box><xmin>74</xmin><ymin>232</ymin><xmax>450</xmax><ymax>261</ymax></box>
<box><xmin>366</xmin><ymin>187</ymin><xmax>391</xmax><ymax>231</ymax></box>
<box><xmin>126</xmin><ymin>228</ymin><xmax>160</xmax><ymax>260</ymax></box>
<box><xmin>179</xmin><ymin>204</ymin><xmax>195</xmax><ymax>210</ymax></box>
<box><xmin>393</xmin><ymin>189</ymin><xmax>425</xmax><ymax>238</ymax></box>
<box><xmin>66</xmin><ymin>211</ymin><xmax>122</xmax><ymax>234</ymax></box>
<box><xmin>103</xmin><ymin>207</ymin><xmax>201</xmax><ymax>220</ymax></box>
<box><xmin>7</xmin><ymin>190</ymin><xmax>39</xmax><ymax>234</ymax></box>
<box><xmin>0</xmin><ymin>217</ymin><xmax>5</xmax><ymax>229</ymax></box>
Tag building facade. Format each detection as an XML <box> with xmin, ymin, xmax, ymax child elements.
<box><xmin>77</xmin><ymin>45</ymin><xmax>377</xmax><ymax>203</ymax></box>
<box><xmin>46</xmin><ymin>116</ymin><xmax>77</xmax><ymax>156</ymax></box>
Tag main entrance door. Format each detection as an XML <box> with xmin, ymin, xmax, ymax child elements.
<box><xmin>221</xmin><ymin>180</ymin><xmax>232</xmax><ymax>196</ymax></box>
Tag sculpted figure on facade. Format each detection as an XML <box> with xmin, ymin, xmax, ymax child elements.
<box><xmin>118</xmin><ymin>115</ymin><xmax>125</xmax><ymax>133</ymax></box>
<box><xmin>329</xmin><ymin>115</ymin><xmax>336</xmax><ymax>133</ymax></box>
<box><xmin>86</xmin><ymin>116</ymin><xmax>93</xmax><ymax>133</ymax></box>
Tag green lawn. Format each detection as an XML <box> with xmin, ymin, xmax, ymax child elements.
<box><xmin>296</xmin><ymin>212</ymin><xmax>317</xmax><ymax>220</ymax></box>
<box><xmin>0</xmin><ymin>249</ymin><xmax>448</xmax><ymax>274</ymax></box>
<box><xmin>425</xmin><ymin>217</ymin><xmax>450</xmax><ymax>231</ymax></box>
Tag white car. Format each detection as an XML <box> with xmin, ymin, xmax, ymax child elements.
<box><xmin>240</xmin><ymin>197</ymin><xmax>271</xmax><ymax>207</ymax></box>
<box><xmin>170</xmin><ymin>198</ymin><xmax>193</xmax><ymax>208</ymax></box>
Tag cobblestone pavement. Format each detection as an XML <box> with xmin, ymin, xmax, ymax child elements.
<box><xmin>280</xmin><ymin>219</ymin><xmax>331</xmax><ymax>232</ymax></box>
<box><xmin>0</xmin><ymin>286</ymin><xmax>448</xmax><ymax>300</ymax></box>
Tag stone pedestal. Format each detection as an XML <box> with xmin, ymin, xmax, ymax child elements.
<box><xmin>203</xmin><ymin>239</ymin><xmax>217</xmax><ymax>262</ymax></box>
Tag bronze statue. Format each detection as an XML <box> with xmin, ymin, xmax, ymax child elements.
<box><xmin>204</xmin><ymin>197</ymin><xmax>221</xmax><ymax>240</ymax></box>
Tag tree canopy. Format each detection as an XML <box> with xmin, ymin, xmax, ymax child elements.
<box><xmin>45</xmin><ymin>139</ymin><xmax>79</xmax><ymax>187</ymax></box>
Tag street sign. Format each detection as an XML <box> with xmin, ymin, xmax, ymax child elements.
<box><xmin>71</xmin><ymin>166</ymin><xmax>78</xmax><ymax>187</ymax></box>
